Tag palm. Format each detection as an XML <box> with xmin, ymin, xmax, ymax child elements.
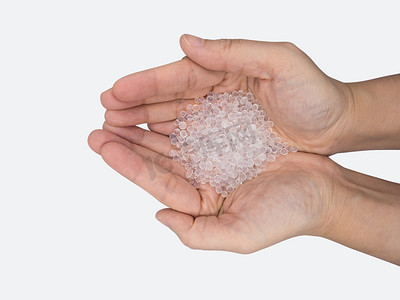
<box><xmin>220</xmin><ymin>152</ymin><xmax>330</xmax><ymax>251</ymax></box>
<box><xmin>250</xmin><ymin>70</ymin><xmax>347</xmax><ymax>155</ymax></box>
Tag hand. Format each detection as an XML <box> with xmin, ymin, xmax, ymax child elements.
<box><xmin>90</xmin><ymin>36</ymin><xmax>400</xmax><ymax>261</ymax></box>
<box><xmin>88</xmin><ymin>125</ymin><xmax>338</xmax><ymax>252</ymax></box>
<box><xmin>101</xmin><ymin>34</ymin><xmax>353</xmax><ymax>155</ymax></box>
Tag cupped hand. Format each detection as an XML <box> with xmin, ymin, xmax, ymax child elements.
<box><xmin>88</xmin><ymin>125</ymin><xmax>340</xmax><ymax>253</ymax></box>
<box><xmin>102</xmin><ymin>34</ymin><xmax>352</xmax><ymax>155</ymax></box>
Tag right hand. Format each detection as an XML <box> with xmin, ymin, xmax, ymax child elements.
<box><xmin>88</xmin><ymin>125</ymin><xmax>340</xmax><ymax>253</ymax></box>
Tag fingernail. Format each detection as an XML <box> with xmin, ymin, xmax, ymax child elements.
<box><xmin>183</xmin><ymin>34</ymin><xmax>204</xmax><ymax>47</ymax></box>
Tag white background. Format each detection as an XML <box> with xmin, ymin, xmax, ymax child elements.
<box><xmin>1</xmin><ymin>0</ymin><xmax>399</xmax><ymax>299</ymax></box>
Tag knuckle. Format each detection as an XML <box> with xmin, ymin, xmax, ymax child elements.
<box><xmin>173</xmin><ymin>90</ymin><xmax>185</xmax><ymax>99</ymax></box>
<box><xmin>280</xmin><ymin>41</ymin><xmax>299</xmax><ymax>52</ymax></box>
<box><xmin>186</xmin><ymin>60</ymin><xmax>197</xmax><ymax>90</ymax></box>
<box><xmin>218</xmin><ymin>38</ymin><xmax>235</xmax><ymax>55</ymax></box>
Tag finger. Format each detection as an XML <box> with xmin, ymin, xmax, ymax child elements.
<box><xmin>104</xmin><ymin>99</ymin><xmax>194</xmax><ymax>126</ymax></box>
<box><xmin>102</xmin><ymin>122</ymin><xmax>173</xmax><ymax>157</ymax></box>
<box><xmin>88</xmin><ymin>129</ymin><xmax>186</xmax><ymax>178</ymax></box>
<box><xmin>101</xmin><ymin>87</ymin><xmax>210</xmax><ymax>109</ymax></box>
<box><xmin>156</xmin><ymin>208</ymin><xmax>250</xmax><ymax>253</ymax></box>
<box><xmin>88</xmin><ymin>129</ymin><xmax>132</xmax><ymax>154</ymax></box>
<box><xmin>101</xmin><ymin>142</ymin><xmax>200</xmax><ymax>215</ymax></box>
<box><xmin>101</xmin><ymin>88</ymin><xmax>138</xmax><ymax>110</ymax></box>
<box><xmin>148</xmin><ymin>121</ymin><xmax>176</xmax><ymax>136</ymax></box>
<box><xmin>180</xmin><ymin>34</ymin><xmax>296</xmax><ymax>79</ymax></box>
<box><xmin>112</xmin><ymin>57</ymin><xmax>225</xmax><ymax>102</ymax></box>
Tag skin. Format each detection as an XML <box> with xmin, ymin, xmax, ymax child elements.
<box><xmin>89</xmin><ymin>125</ymin><xmax>338</xmax><ymax>253</ymax></box>
<box><xmin>102</xmin><ymin>35</ymin><xmax>353</xmax><ymax>155</ymax></box>
<box><xmin>88</xmin><ymin>34</ymin><xmax>400</xmax><ymax>264</ymax></box>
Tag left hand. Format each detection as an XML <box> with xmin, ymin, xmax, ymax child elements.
<box><xmin>101</xmin><ymin>35</ymin><xmax>352</xmax><ymax>155</ymax></box>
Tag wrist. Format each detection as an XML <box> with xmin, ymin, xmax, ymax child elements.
<box><xmin>325</xmin><ymin>81</ymin><xmax>359</xmax><ymax>154</ymax></box>
<box><xmin>331</xmin><ymin>76</ymin><xmax>400</xmax><ymax>153</ymax></box>
<box><xmin>311</xmin><ymin>80</ymin><xmax>357</xmax><ymax>155</ymax></box>
<box><xmin>317</xmin><ymin>164</ymin><xmax>400</xmax><ymax>264</ymax></box>
<box><xmin>298</xmin><ymin>156</ymin><xmax>347</xmax><ymax>237</ymax></box>
<box><xmin>335</xmin><ymin>82</ymin><xmax>376</xmax><ymax>152</ymax></box>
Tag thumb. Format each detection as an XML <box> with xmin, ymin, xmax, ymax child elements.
<box><xmin>156</xmin><ymin>208</ymin><xmax>249</xmax><ymax>253</ymax></box>
<box><xmin>180</xmin><ymin>34</ymin><xmax>296</xmax><ymax>79</ymax></box>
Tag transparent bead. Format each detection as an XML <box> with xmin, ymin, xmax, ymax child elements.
<box><xmin>258</xmin><ymin>153</ymin><xmax>267</xmax><ymax>161</ymax></box>
<box><xmin>186</xmin><ymin>137</ymin><xmax>195</xmax><ymax>144</ymax></box>
<box><xmin>169</xmin><ymin>149</ymin><xmax>176</xmax><ymax>157</ymax></box>
<box><xmin>178</xmin><ymin>122</ymin><xmax>187</xmax><ymax>130</ymax></box>
<box><xmin>180</xmin><ymin>130</ymin><xmax>188</xmax><ymax>138</ymax></box>
<box><xmin>186</xmin><ymin>169</ymin><xmax>193</xmax><ymax>178</ymax></box>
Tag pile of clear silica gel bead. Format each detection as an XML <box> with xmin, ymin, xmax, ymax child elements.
<box><xmin>168</xmin><ymin>90</ymin><xmax>297</xmax><ymax>197</ymax></box>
